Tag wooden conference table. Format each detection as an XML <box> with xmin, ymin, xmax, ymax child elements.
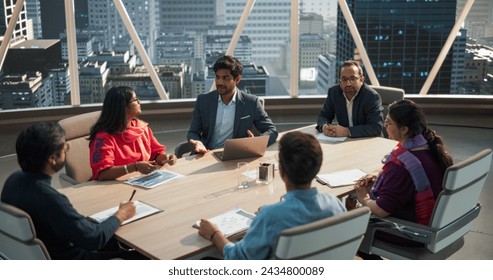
<box><xmin>59</xmin><ymin>125</ymin><xmax>397</xmax><ymax>259</ymax></box>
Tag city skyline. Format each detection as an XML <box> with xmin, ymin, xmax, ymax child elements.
<box><xmin>1</xmin><ymin>0</ymin><xmax>492</xmax><ymax>110</ymax></box>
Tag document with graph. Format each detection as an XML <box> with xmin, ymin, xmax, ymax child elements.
<box><xmin>193</xmin><ymin>208</ymin><xmax>256</xmax><ymax>237</ymax></box>
<box><xmin>125</xmin><ymin>169</ymin><xmax>183</xmax><ymax>189</ymax></box>
<box><xmin>88</xmin><ymin>200</ymin><xmax>163</xmax><ymax>225</ymax></box>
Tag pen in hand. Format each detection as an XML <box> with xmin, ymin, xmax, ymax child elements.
<box><xmin>129</xmin><ymin>189</ymin><xmax>137</xmax><ymax>201</ymax></box>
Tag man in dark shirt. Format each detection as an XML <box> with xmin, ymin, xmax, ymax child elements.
<box><xmin>1</xmin><ymin>122</ymin><xmax>141</xmax><ymax>259</ymax></box>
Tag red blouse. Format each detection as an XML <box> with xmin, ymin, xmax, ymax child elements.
<box><xmin>89</xmin><ymin>119</ymin><xmax>165</xmax><ymax>180</ymax></box>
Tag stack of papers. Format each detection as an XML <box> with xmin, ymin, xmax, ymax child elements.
<box><xmin>88</xmin><ymin>200</ymin><xmax>163</xmax><ymax>225</ymax></box>
<box><xmin>316</xmin><ymin>133</ymin><xmax>347</xmax><ymax>143</ymax></box>
<box><xmin>316</xmin><ymin>169</ymin><xmax>367</xmax><ymax>188</ymax></box>
<box><xmin>194</xmin><ymin>208</ymin><xmax>255</xmax><ymax>237</ymax></box>
<box><xmin>125</xmin><ymin>170</ymin><xmax>183</xmax><ymax>189</ymax></box>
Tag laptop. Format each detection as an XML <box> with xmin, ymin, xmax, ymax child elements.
<box><xmin>213</xmin><ymin>136</ymin><xmax>269</xmax><ymax>161</ymax></box>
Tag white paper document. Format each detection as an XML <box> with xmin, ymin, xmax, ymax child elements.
<box><xmin>316</xmin><ymin>169</ymin><xmax>367</xmax><ymax>188</ymax></box>
<box><xmin>194</xmin><ymin>208</ymin><xmax>255</xmax><ymax>237</ymax></box>
<box><xmin>125</xmin><ymin>169</ymin><xmax>183</xmax><ymax>189</ymax></box>
<box><xmin>88</xmin><ymin>200</ymin><xmax>163</xmax><ymax>225</ymax></box>
<box><xmin>316</xmin><ymin>133</ymin><xmax>347</xmax><ymax>143</ymax></box>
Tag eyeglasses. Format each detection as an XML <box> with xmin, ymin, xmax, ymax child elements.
<box><xmin>129</xmin><ymin>98</ymin><xmax>140</xmax><ymax>104</ymax></box>
<box><xmin>384</xmin><ymin>118</ymin><xmax>396</xmax><ymax>127</ymax></box>
<box><xmin>339</xmin><ymin>76</ymin><xmax>361</xmax><ymax>84</ymax></box>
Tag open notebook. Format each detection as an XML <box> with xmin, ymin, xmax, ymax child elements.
<box><xmin>88</xmin><ymin>200</ymin><xmax>163</xmax><ymax>225</ymax></box>
<box><xmin>316</xmin><ymin>169</ymin><xmax>367</xmax><ymax>188</ymax></box>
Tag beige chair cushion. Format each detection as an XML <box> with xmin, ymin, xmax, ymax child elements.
<box><xmin>58</xmin><ymin>111</ymin><xmax>101</xmax><ymax>184</ymax></box>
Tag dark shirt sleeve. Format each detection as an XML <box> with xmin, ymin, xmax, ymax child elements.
<box><xmin>374</xmin><ymin>162</ymin><xmax>416</xmax><ymax>221</ymax></box>
<box><xmin>43</xmin><ymin>191</ymin><xmax>121</xmax><ymax>251</ymax></box>
<box><xmin>187</xmin><ymin>96</ymin><xmax>204</xmax><ymax>143</ymax></box>
<box><xmin>252</xmin><ymin>97</ymin><xmax>278</xmax><ymax>146</ymax></box>
<box><xmin>316</xmin><ymin>87</ymin><xmax>337</xmax><ymax>132</ymax></box>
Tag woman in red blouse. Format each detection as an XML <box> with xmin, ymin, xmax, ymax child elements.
<box><xmin>89</xmin><ymin>86</ymin><xmax>177</xmax><ymax>180</ymax></box>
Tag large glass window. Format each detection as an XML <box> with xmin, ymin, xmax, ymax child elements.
<box><xmin>0</xmin><ymin>0</ymin><xmax>491</xmax><ymax>110</ymax></box>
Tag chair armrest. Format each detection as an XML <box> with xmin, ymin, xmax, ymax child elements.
<box><xmin>368</xmin><ymin>215</ymin><xmax>436</xmax><ymax>244</ymax></box>
<box><xmin>58</xmin><ymin>173</ymin><xmax>79</xmax><ymax>187</ymax></box>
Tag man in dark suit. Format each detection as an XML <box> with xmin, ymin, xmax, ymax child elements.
<box><xmin>187</xmin><ymin>55</ymin><xmax>278</xmax><ymax>153</ymax></box>
<box><xmin>316</xmin><ymin>60</ymin><xmax>383</xmax><ymax>138</ymax></box>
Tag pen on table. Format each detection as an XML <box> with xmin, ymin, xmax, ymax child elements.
<box><xmin>129</xmin><ymin>189</ymin><xmax>136</xmax><ymax>201</ymax></box>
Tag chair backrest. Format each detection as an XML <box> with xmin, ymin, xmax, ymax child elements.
<box><xmin>58</xmin><ymin>111</ymin><xmax>101</xmax><ymax>184</ymax></box>
<box><xmin>370</xmin><ymin>85</ymin><xmax>404</xmax><ymax>116</ymax></box>
<box><xmin>174</xmin><ymin>141</ymin><xmax>194</xmax><ymax>159</ymax></box>
<box><xmin>0</xmin><ymin>203</ymin><xmax>51</xmax><ymax>260</ymax></box>
<box><xmin>428</xmin><ymin>148</ymin><xmax>492</xmax><ymax>252</ymax></box>
<box><xmin>274</xmin><ymin>207</ymin><xmax>371</xmax><ymax>260</ymax></box>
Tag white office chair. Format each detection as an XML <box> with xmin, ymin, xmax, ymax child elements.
<box><xmin>274</xmin><ymin>207</ymin><xmax>371</xmax><ymax>260</ymax></box>
<box><xmin>370</xmin><ymin>85</ymin><xmax>404</xmax><ymax>116</ymax></box>
<box><xmin>58</xmin><ymin>111</ymin><xmax>101</xmax><ymax>185</ymax></box>
<box><xmin>359</xmin><ymin>148</ymin><xmax>492</xmax><ymax>259</ymax></box>
<box><xmin>0</xmin><ymin>203</ymin><xmax>51</xmax><ymax>260</ymax></box>
<box><xmin>370</xmin><ymin>85</ymin><xmax>404</xmax><ymax>137</ymax></box>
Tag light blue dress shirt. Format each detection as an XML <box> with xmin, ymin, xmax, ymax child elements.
<box><xmin>223</xmin><ymin>188</ymin><xmax>347</xmax><ymax>259</ymax></box>
<box><xmin>210</xmin><ymin>90</ymin><xmax>237</xmax><ymax>149</ymax></box>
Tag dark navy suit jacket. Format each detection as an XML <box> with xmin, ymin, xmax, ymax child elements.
<box><xmin>187</xmin><ymin>89</ymin><xmax>278</xmax><ymax>149</ymax></box>
<box><xmin>316</xmin><ymin>83</ymin><xmax>384</xmax><ymax>137</ymax></box>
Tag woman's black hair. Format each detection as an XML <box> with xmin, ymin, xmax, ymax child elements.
<box><xmin>89</xmin><ymin>86</ymin><xmax>135</xmax><ymax>144</ymax></box>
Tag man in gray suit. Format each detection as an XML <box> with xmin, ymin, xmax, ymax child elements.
<box><xmin>187</xmin><ymin>55</ymin><xmax>278</xmax><ymax>153</ymax></box>
<box><xmin>316</xmin><ymin>60</ymin><xmax>383</xmax><ymax>138</ymax></box>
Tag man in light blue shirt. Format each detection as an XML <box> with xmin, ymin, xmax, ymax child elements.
<box><xmin>187</xmin><ymin>55</ymin><xmax>278</xmax><ymax>153</ymax></box>
<box><xmin>209</xmin><ymin>89</ymin><xmax>236</xmax><ymax>149</ymax></box>
<box><xmin>197</xmin><ymin>131</ymin><xmax>346</xmax><ymax>259</ymax></box>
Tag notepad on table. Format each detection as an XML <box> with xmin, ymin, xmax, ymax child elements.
<box><xmin>125</xmin><ymin>169</ymin><xmax>183</xmax><ymax>189</ymax></box>
<box><xmin>88</xmin><ymin>200</ymin><xmax>163</xmax><ymax>225</ymax></box>
<box><xmin>193</xmin><ymin>208</ymin><xmax>255</xmax><ymax>237</ymax></box>
<box><xmin>316</xmin><ymin>169</ymin><xmax>367</xmax><ymax>188</ymax></box>
<box><xmin>316</xmin><ymin>133</ymin><xmax>347</xmax><ymax>143</ymax></box>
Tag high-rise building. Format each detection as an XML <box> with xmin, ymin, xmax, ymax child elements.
<box><xmin>451</xmin><ymin>29</ymin><xmax>467</xmax><ymax>94</ymax></box>
<box><xmin>87</xmin><ymin>0</ymin><xmax>157</xmax><ymax>61</ymax></box>
<box><xmin>317</xmin><ymin>53</ymin><xmax>337</xmax><ymax>94</ymax></box>
<box><xmin>159</xmin><ymin>0</ymin><xmax>216</xmax><ymax>33</ymax></box>
<box><xmin>300</xmin><ymin>12</ymin><xmax>324</xmax><ymax>37</ymax></box>
<box><xmin>337</xmin><ymin>0</ymin><xmax>456</xmax><ymax>94</ymax></box>
<box><xmin>0</xmin><ymin>72</ymin><xmax>53</xmax><ymax>109</ymax></box>
<box><xmin>1</xmin><ymin>0</ymin><xmax>29</xmax><ymax>43</ymax></box>
<box><xmin>457</xmin><ymin>0</ymin><xmax>493</xmax><ymax>40</ymax></box>
<box><xmin>223</xmin><ymin>0</ymin><xmax>291</xmax><ymax>62</ymax></box>
<box><xmin>25</xmin><ymin>0</ymin><xmax>42</xmax><ymax>39</ymax></box>
<box><xmin>300</xmin><ymin>0</ymin><xmax>338</xmax><ymax>29</ymax></box>
<box><xmin>155</xmin><ymin>32</ymin><xmax>195</xmax><ymax>66</ymax></box>
<box><xmin>3</xmin><ymin>39</ymin><xmax>61</xmax><ymax>74</ymax></box>
<box><xmin>48</xmin><ymin>63</ymin><xmax>70</xmax><ymax>106</ymax></box>
<box><xmin>205</xmin><ymin>35</ymin><xmax>252</xmax><ymax>63</ymax></box>
<box><xmin>79</xmin><ymin>61</ymin><xmax>111</xmax><ymax>103</ymax></box>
